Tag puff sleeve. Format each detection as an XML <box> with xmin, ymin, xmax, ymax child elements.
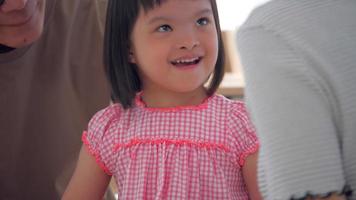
<box><xmin>227</xmin><ymin>101</ymin><xmax>259</xmax><ymax>167</ymax></box>
<box><xmin>82</xmin><ymin>104</ymin><xmax>121</xmax><ymax>175</ymax></box>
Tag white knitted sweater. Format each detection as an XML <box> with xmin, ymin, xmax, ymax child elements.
<box><xmin>237</xmin><ymin>0</ymin><xmax>356</xmax><ymax>199</ymax></box>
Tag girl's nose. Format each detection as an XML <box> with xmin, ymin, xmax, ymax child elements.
<box><xmin>0</xmin><ymin>0</ymin><xmax>28</xmax><ymax>13</ymax></box>
<box><xmin>176</xmin><ymin>30</ymin><xmax>200</xmax><ymax>50</ymax></box>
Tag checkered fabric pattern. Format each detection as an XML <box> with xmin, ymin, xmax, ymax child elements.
<box><xmin>83</xmin><ymin>93</ymin><xmax>259</xmax><ymax>200</ymax></box>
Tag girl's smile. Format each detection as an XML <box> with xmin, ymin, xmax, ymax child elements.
<box><xmin>170</xmin><ymin>55</ymin><xmax>203</xmax><ymax>70</ymax></box>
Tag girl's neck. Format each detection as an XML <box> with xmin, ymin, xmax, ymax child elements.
<box><xmin>140</xmin><ymin>87</ymin><xmax>208</xmax><ymax>108</ymax></box>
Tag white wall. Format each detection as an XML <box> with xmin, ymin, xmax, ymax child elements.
<box><xmin>216</xmin><ymin>0</ymin><xmax>270</xmax><ymax>30</ymax></box>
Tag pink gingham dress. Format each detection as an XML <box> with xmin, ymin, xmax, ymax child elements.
<box><xmin>82</xmin><ymin>93</ymin><xmax>259</xmax><ymax>199</ymax></box>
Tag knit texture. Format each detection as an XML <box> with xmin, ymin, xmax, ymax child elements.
<box><xmin>237</xmin><ymin>0</ymin><xmax>356</xmax><ymax>199</ymax></box>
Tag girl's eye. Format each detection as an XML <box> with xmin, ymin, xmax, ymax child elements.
<box><xmin>157</xmin><ymin>24</ymin><xmax>172</xmax><ymax>32</ymax></box>
<box><xmin>196</xmin><ymin>17</ymin><xmax>210</xmax><ymax>26</ymax></box>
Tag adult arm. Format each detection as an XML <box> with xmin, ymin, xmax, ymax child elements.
<box><xmin>237</xmin><ymin>27</ymin><xmax>346</xmax><ymax>199</ymax></box>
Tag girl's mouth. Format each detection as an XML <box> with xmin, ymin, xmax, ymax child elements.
<box><xmin>170</xmin><ymin>56</ymin><xmax>202</xmax><ymax>67</ymax></box>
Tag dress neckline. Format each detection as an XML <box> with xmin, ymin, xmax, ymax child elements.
<box><xmin>134</xmin><ymin>92</ymin><xmax>214</xmax><ymax>112</ymax></box>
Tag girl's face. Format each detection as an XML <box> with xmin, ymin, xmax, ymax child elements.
<box><xmin>130</xmin><ymin>0</ymin><xmax>218</xmax><ymax>99</ymax></box>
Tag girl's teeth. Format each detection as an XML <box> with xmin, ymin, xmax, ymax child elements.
<box><xmin>175</xmin><ymin>57</ymin><xmax>198</xmax><ymax>64</ymax></box>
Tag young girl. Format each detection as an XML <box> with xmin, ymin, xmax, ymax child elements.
<box><xmin>63</xmin><ymin>0</ymin><xmax>261</xmax><ymax>199</ymax></box>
